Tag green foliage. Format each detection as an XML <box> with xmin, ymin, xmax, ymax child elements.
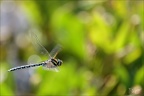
<box><xmin>0</xmin><ymin>0</ymin><xmax>143</xmax><ymax>96</ymax></box>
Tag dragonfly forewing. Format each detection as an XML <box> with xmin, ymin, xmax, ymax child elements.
<box><xmin>29</xmin><ymin>31</ymin><xmax>51</xmax><ymax>58</ymax></box>
<box><xmin>50</xmin><ymin>44</ymin><xmax>62</xmax><ymax>59</ymax></box>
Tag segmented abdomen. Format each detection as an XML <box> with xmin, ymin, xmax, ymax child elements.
<box><xmin>8</xmin><ymin>62</ymin><xmax>45</xmax><ymax>71</ymax></box>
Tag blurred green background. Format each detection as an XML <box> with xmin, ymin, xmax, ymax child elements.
<box><xmin>0</xmin><ymin>0</ymin><xmax>143</xmax><ymax>96</ymax></box>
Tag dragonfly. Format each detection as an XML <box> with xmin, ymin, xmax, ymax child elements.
<box><xmin>8</xmin><ymin>31</ymin><xmax>63</xmax><ymax>72</ymax></box>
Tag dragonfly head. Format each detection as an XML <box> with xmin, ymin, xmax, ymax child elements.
<box><xmin>57</xmin><ymin>59</ymin><xmax>63</xmax><ymax>66</ymax></box>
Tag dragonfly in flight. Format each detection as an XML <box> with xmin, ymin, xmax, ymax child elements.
<box><xmin>8</xmin><ymin>32</ymin><xmax>63</xmax><ymax>72</ymax></box>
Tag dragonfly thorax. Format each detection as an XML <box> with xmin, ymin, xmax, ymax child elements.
<box><xmin>51</xmin><ymin>58</ymin><xmax>62</xmax><ymax>66</ymax></box>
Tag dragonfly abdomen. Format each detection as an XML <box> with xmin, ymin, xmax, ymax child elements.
<box><xmin>8</xmin><ymin>62</ymin><xmax>45</xmax><ymax>72</ymax></box>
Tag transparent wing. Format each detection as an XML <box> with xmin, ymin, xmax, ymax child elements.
<box><xmin>27</xmin><ymin>54</ymin><xmax>42</xmax><ymax>74</ymax></box>
<box><xmin>50</xmin><ymin>44</ymin><xmax>62</xmax><ymax>58</ymax></box>
<box><xmin>43</xmin><ymin>67</ymin><xmax>59</xmax><ymax>72</ymax></box>
<box><xmin>28</xmin><ymin>54</ymin><xmax>42</xmax><ymax>64</ymax></box>
<box><xmin>29</xmin><ymin>31</ymin><xmax>51</xmax><ymax>58</ymax></box>
<box><xmin>42</xmin><ymin>64</ymin><xmax>59</xmax><ymax>72</ymax></box>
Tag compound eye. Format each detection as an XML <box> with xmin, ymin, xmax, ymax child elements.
<box><xmin>58</xmin><ymin>59</ymin><xmax>62</xmax><ymax>66</ymax></box>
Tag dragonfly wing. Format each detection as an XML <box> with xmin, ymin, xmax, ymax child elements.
<box><xmin>50</xmin><ymin>44</ymin><xmax>62</xmax><ymax>58</ymax></box>
<box><xmin>42</xmin><ymin>62</ymin><xmax>59</xmax><ymax>72</ymax></box>
<box><xmin>52</xmin><ymin>67</ymin><xmax>59</xmax><ymax>72</ymax></box>
<box><xmin>28</xmin><ymin>54</ymin><xmax>41</xmax><ymax>64</ymax></box>
<box><xmin>42</xmin><ymin>65</ymin><xmax>59</xmax><ymax>72</ymax></box>
<box><xmin>27</xmin><ymin>54</ymin><xmax>42</xmax><ymax>74</ymax></box>
<box><xmin>29</xmin><ymin>30</ymin><xmax>51</xmax><ymax>58</ymax></box>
